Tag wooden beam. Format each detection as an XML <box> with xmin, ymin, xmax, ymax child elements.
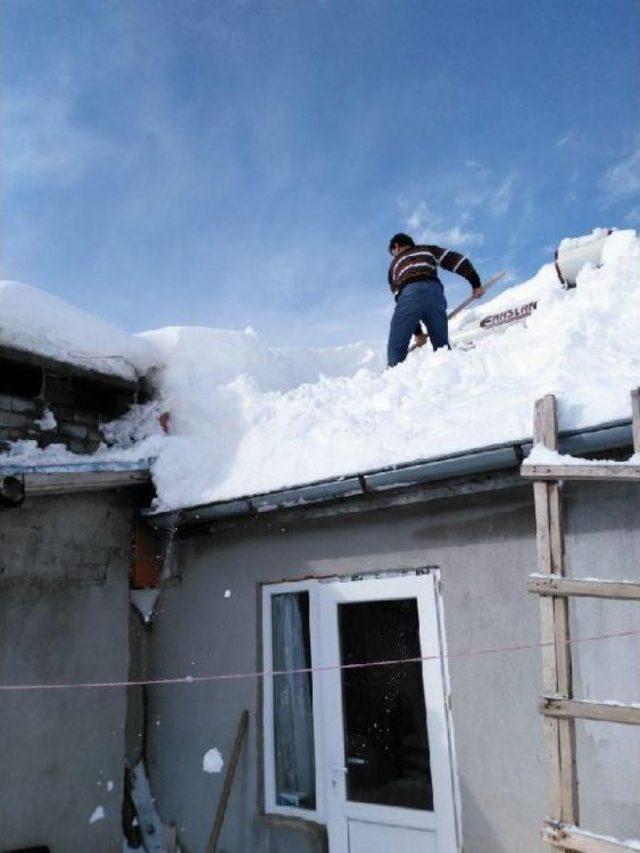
<box><xmin>532</xmin><ymin>395</ymin><xmax>578</xmax><ymax>833</ymax></box>
<box><xmin>23</xmin><ymin>469</ymin><xmax>151</xmax><ymax>495</ymax></box>
<box><xmin>207</xmin><ymin>710</ymin><xmax>249</xmax><ymax>853</ymax></box>
<box><xmin>522</xmin><ymin>463</ymin><xmax>640</xmax><ymax>482</ymax></box>
<box><xmin>543</xmin><ymin>821</ymin><xmax>640</xmax><ymax>852</ymax></box>
<box><xmin>528</xmin><ymin>575</ymin><xmax>640</xmax><ymax>601</ymax></box>
<box><xmin>165</xmin><ymin>823</ymin><xmax>177</xmax><ymax>853</ymax></box>
<box><xmin>540</xmin><ymin>697</ymin><xmax>640</xmax><ymax>726</ymax></box>
<box><xmin>632</xmin><ymin>388</ymin><xmax>640</xmax><ymax>455</ymax></box>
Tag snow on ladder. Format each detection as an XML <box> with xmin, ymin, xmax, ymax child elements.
<box><xmin>522</xmin><ymin>389</ymin><xmax>640</xmax><ymax>853</ymax></box>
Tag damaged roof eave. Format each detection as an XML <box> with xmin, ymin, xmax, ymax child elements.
<box><xmin>143</xmin><ymin>417</ymin><xmax>634</xmax><ymax>532</ymax></box>
<box><xmin>0</xmin><ymin>342</ymin><xmax>141</xmax><ymax>389</ymax></box>
<box><xmin>0</xmin><ymin>459</ymin><xmax>153</xmax><ymax>497</ymax></box>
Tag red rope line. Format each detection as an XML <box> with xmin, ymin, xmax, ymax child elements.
<box><xmin>1</xmin><ymin>627</ymin><xmax>638</xmax><ymax>693</ymax></box>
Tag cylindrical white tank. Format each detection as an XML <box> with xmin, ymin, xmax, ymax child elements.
<box><xmin>554</xmin><ymin>229</ymin><xmax>613</xmax><ymax>288</ymax></box>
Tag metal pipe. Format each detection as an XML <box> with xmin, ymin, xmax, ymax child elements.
<box><xmin>1</xmin><ymin>476</ymin><xmax>26</xmax><ymax>509</ymax></box>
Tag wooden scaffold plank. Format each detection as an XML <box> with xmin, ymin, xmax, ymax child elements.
<box><xmin>531</xmin><ymin>395</ymin><xmax>579</xmax><ymax>837</ymax></box>
<box><xmin>521</xmin><ymin>464</ymin><xmax>640</xmax><ymax>482</ymax></box>
<box><xmin>540</xmin><ymin>697</ymin><xmax>640</xmax><ymax>727</ymax></box>
<box><xmin>530</xmin><ymin>388</ymin><xmax>640</xmax><ymax>851</ymax></box>
<box><xmin>543</xmin><ymin>821</ymin><xmax>640</xmax><ymax>852</ymax></box>
<box><xmin>527</xmin><ymin>575</ymin><xmax>640</xmax><ymax>601</ymax></box>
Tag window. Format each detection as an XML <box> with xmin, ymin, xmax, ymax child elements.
<box><xmin>262</xmin><ymin>581</ymin><xmax>323</xmax><ymax>821</ymax></box>
<box><xmin>0</xmin><ymin>356</ymin><xmax>42</xmax><ymax>398</ymax></box>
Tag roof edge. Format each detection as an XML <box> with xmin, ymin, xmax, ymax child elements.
<box><xmin>143</xmin><ymin>418</ymin><xmax>633</xmax><ymax>530</ymax></box>
<box><xmin>0</xmin><ymin>342</ymin><xmax>140</xmax><ymax>389</ymax></box>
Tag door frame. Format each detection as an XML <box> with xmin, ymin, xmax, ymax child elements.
<box><xmin>261</xmin><ymin>570</ymin><xmax>462</xmax><ymax>849</ymax></box>
<box><xmin>318</xmin><ymin>571</ymin><xmax>461</xmax><ymax>852</ymax></box>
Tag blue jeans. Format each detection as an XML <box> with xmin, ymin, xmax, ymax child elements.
<box><xmin>387</xmin><ymin>279</ymin><xmax>449</xmax><ymax>367</ymax></box>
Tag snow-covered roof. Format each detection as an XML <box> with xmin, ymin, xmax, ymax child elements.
<box><xmin>2</xmin><ymin>229</ymin><xmax>639</xmax><ymax>513</ymax></box>
<box><xmin>0</xmin><ymin>280</ymin><xmax>159</xmax><ymax>382</ymax></box>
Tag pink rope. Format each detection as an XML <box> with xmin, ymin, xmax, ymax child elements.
<box><xmin>1</xmin><ymin>627</ymin><xmax>638</xmax><ymax>693</ymax></box>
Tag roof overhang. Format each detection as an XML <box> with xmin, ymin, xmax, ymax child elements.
<box><xmin>143</xmin><ymin>418</ymin><xmax>633</xmax><ymax>533</ymax></box>
<box><xmin>0</xmin><ymin>459</ymin><xmax>152</xmax><ymax>498</ymax></box>
<box><xmin>0</xmin><ymin>342</ymin><xmax>140</xmax><ymax>390</ymax></box>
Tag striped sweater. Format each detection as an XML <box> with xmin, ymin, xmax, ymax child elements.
<box><xmin>388</xmin><ymin>244</ymin><xmax>481</xmax><ymax>296</ymax></box>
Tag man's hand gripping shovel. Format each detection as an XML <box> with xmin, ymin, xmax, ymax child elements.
<box><xmin>408</xmin><ymin>269</ymin><xmax>508</xmax><ymax>353</ymax></box>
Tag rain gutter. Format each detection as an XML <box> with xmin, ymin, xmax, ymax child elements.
<box><xmin>143</xmin><ymin>418</ymin><xmax>633</xmax><ymax>531</ymax></box>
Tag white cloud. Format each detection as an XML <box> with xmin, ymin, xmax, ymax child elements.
<box><xmin>489</xmin><ymin>173</ymin><xmax>516</xmax><ymax>215</ymax></box>
<box><xmin>602</xmin><ymin>140</ymin><xmax>640</xmax><ymax>198</ymax></box>
<box><xmin>405</xmin><ymin>202</ymin><xmax>485</xmax><ymax>248</ymax></box>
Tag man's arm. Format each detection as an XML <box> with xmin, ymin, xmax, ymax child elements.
<box><xmin>431</xmin><ymin>245</ymin><xmax>483</xmax><ymax>292</ymax></box>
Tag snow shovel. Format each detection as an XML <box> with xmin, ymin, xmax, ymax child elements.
<box><xmin>408</xmin><ymin>269</ymin><xmax>507</xmax><ymax>352</ymax></box>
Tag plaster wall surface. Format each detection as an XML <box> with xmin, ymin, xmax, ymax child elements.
<box><xmin>146</xmin><ymin>481</ymin><xmax>639</xmax><ymax>853</ymax></box>
<box><xmin>563</xmin><ymin>482</ymin><xmax>640</xmax><ymax>839</ymax></box>
<box><xmin>0</xmin><ymin>491</ymin><xmax>134</xmax><ymax>852</ymax></box>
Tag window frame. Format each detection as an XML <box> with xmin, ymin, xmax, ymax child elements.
<box><xmin>262</xmin><ymin>579</ymin><xmax>325</xmax><ymax>823</ymax></box>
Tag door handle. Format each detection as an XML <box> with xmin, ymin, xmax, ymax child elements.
<box><xmin>330</xmin><ymin>764</ymin><xmax>347</xmax><ymax>790</ymax></box>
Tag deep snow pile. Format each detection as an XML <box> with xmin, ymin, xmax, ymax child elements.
<box><xmin>147</xmin><ymin>229</ymin><xmax>639</xmax><ymax>509</ymax></box>
<box><xmin>0</xmin><ymin>280</ymin><xmax>158</xmax><ymax>380</ymax></box>
<box><xmin>1</xmin><ymin>230</ymin><xmax>639</xmax><ymax>511</ymax></box>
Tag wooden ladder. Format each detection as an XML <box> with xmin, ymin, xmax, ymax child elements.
<box><xmin>521</xmin><ymin>389</ymin><xmax>640</xmax><ymax>853</ymax></box>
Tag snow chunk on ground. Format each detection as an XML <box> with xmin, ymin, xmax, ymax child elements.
<box><xmin>0</xmin><ymin>280</ymin><xmax>159</xmax><ymax>380</ymax></box>
<box><xmin>89</xmin><ymin>805</ymin><xmax>105</xmax><ymax>824</ymax></box>
<box><xmin>127</xmin><ymin>761</ymin><xmax>169</xmax><ymax>852</ymax></box>
<box><xmin>203</xmin><ymin>748</ymin><xmax>224</xmax><ymax>773</ymax></box>
<box><xmin>35</xmin><ymin>408</ymin><xmax>57</xmax><ymax>431</ymax></box>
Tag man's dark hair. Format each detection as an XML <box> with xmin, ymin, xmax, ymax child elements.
<box><xmin>389</xmin><ymin>233</ymin><xmax>415</xmax><ymax>252</ymax></box>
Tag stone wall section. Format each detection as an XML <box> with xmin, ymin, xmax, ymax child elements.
<box><xmin>0</xmin><ymin>348</ymin><xmax>139</xmax><ymax>455</ymax></box>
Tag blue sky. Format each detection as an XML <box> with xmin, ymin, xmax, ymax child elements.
<box><xmin>3</xmin><ymin>0</ymin><xmax>639</xmax><ymax>346</ymax></box>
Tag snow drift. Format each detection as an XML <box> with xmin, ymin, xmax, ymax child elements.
<box><xmin>1</xmin><ymin>230</ymin><xmax>639</xmax><ymax>512</ymax></box>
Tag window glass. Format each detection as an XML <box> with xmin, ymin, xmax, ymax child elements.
<box><xmin>271</xmin><ymin>591</ymin><xmax>316</xmax><ymax>809</ymax></box>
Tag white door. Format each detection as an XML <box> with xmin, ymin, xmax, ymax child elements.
<box><xmin>319</xmin><ymin>573</ymin><xmax>459</xmax><ymax>853</ymax></box>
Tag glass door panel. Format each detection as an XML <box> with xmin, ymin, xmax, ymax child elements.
<box><xmin>338</xmin><ymin>598</ymin><xmax>433</xmax><ymax>811</ymax></box>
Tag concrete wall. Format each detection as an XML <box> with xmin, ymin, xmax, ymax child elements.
<box><xmin>145</xmin><ymin>481</ymin><xmax>640</xmax><ymax>853</ymax></box>
<box><xmin>0</xmin><ymin>491</ymin><xmax>135</xmax><ymax>852</ymax></box>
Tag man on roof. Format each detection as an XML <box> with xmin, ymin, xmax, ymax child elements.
<box><xmin>387</xmin><ymin>232</ymin><xmax>485</xmax><ymax>367</ymax></box>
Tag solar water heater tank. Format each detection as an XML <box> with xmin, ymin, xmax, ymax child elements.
<box><xmin>554</xmin><ymin>228</ymin><xmax>613</xmax><ymax>288</ymax></box>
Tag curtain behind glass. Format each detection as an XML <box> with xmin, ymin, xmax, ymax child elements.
<box><xmin>271</xmin><ymin>592</ymin><xmax>316</xmax><ymax>809</ymax></box>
